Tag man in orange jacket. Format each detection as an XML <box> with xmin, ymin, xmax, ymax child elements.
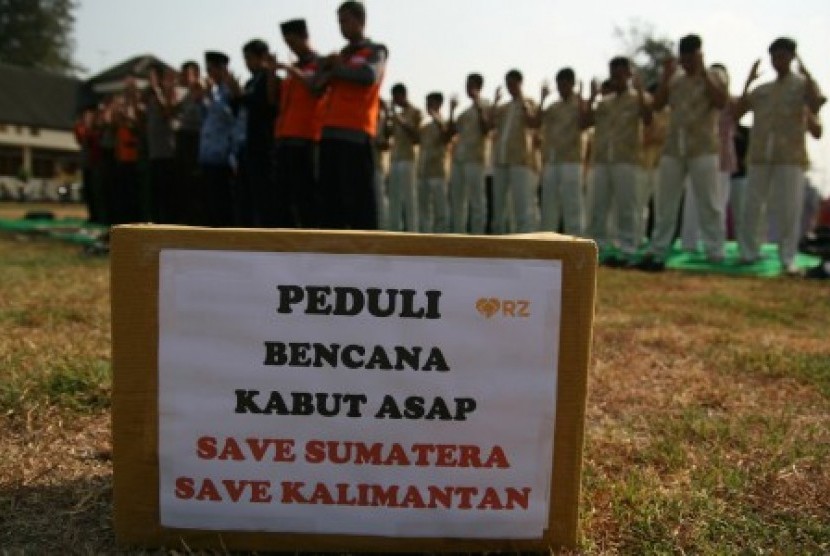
<box><xmin>274</xmin><ymin>18</ymin><xmax>324</xmax><ymax>228</ymax></box>
<box><xmin>316</xmin><ymin>1</ymin><xmax>388</xmax><ymax>230</ymax></box>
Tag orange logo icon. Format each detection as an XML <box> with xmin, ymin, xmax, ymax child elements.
<box><xmin>476</xmin><ymin>298</ymin><xmax>501</xmax><ymax>318</ymax></box>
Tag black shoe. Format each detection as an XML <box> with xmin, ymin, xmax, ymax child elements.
<box><xmin>635</xmin><ymin>254</ymin><xmax>665</xmax><ymax>272</ymax></box>
<box><xmin>805</xmin><ymin>262</ymin><xmax>830</xmax><ymax>280</ymax></box>
<box><xmin>602</xmin><ymin>254</ymin><xmax>627</xmax><ymax>268</ymax></box>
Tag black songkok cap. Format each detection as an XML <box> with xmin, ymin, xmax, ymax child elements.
<box><xmin>280</xmin><ymin>19</ymin><xmax>308</xmax><ymax>37</ymax></box>
<box><xmin>205</xmin><ymin>51</ymin><xmax>230</xmax><ymax>65</ymax></box>
<box><xmin>769</xmin><ymin>37</ymin><xmax>797</xmax><ymax>54</ymax></box>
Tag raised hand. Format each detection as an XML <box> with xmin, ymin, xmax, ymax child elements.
<box><xmin>326</xmin><ymin>53</ymin><xmax>343</xmax><ymax>70</ymax></box>
<box><xmin>494</xmin><ymin>86</ymin><xmax>503</xmax><ymax>106</ymax></box>
<box><xmin>745</xmin><ymin>59</ymin><xmax>762</xmax><ymax>86</ymax></box>
<box><xmin>148</xmin><ymin>69</ymin><xmax>160</xmax><ymax>91</ymax></box>
<box><xmin>589</xmin><ymin>78</ymin><xmax>600</xmax><ymax>100</ymax></box>
<box><xmin>449</xmin><ymin>94</ymin><xmax>459</xmax><ymax>112</ymax></box>
<box><xmin>694</xmin><ymin>50</ymin><xmax>706</xmax><ymax>73</ymax></box>
<box><xmin>226</xmin><ymin>71</ymin><xmax>243</xmax><ymax>96</ymax></box>
<box><xmin>631</xmin><ymin>70</ymin><xmax>643</xmax><ymax>92</ymax></box>
<box><xmin>796</xmin><ymin>54</ymin><xmax>812</xmax><ymax>79</ymax></box>
<box><xmin>262</xmin><ymin>52</ymin><xmax>278</xmax><ymax>73</ymax></box>
<box><xmin>541</xmin><ymin>80</ymin><xmax>551</xmax><ymax>102</ymax></box>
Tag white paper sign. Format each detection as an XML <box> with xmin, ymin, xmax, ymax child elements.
<box><xmin>158</xmin><ymin>250</ymin><xmax>562</xmax><ymax>538</ymax></box>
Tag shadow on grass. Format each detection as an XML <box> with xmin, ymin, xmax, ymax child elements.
<box><xmin>0</xmin><ymin>476</ymin><xmax>117</xmax><ymax>553</ymax></box>
<box><xmin>0</xmin><ymin>477</ymin><xmax>557</xmax><ymax>555</ymax></box>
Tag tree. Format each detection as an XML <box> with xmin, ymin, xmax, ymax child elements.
<box><xmin>614</xmin><ymin>19</ymin><xmax>674</xmax><ymax>90</ymax></box>
<box><xmin>0</xmin><ymin>0</ymin><xmax>81</xmax><ymax>75</ymax></box>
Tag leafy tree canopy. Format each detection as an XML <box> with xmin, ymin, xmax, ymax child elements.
<box><xmin>0</xmin><ymin>0</ymin><xmax>81</xmax><ymax>75</ymax></box>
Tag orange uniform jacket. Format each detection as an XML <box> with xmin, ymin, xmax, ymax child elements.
<box><xmin>321</xmin><ymin>40</ymin><xmax>387</xmax><ymax>137</ymax></box>
<box><xmin>275</xmin><ymin>54</ymin><xmax>325</xmax><ymax>141</ymax></box>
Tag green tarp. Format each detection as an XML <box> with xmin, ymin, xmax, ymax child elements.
<box><xmin>0</xmin><ymin>217</ymin><xmax>106</xmax><ymax>246</ymax></box>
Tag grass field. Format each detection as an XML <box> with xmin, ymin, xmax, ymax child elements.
<box><xmin>1</xmin><ymin>208</ymin><xmax>828</xmax><ymax>553</ymax></box>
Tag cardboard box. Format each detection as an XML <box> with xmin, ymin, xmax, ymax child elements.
<box><xmin>111</xmin><ymin>226</ymin><xmax>596</xmax><ymax>552</ymax></box>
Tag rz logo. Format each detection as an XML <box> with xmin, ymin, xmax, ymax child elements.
<box><xmin>475</xmin><ymin>298</ymin><xmax>531</xmax><ymax>319</ymax></box>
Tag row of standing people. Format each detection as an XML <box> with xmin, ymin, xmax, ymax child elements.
<box><xmin>376</xmin><ymin>34</ymin><xmax>824</xmax><ymax>274</ymax></box>
<box><xmin>75</xmin><ymin>16</ymin><xmax>824</xmax><ymax>273</ymax></box>
<box><xmin>74</xmin><ymin>1</ymin><xmax>387</xmax><ymax>231</ymax></box>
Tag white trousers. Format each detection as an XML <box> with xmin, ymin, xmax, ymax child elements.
<box><xmin>651</xmin><ymin>154</ymin><xmax>724</xmax><ymax>259</ymax></box>
<box><xmin>374</xmin><ymin>167</ymin><xmax>388</xmax><ymax>230</ymax></box>
<box><xmin>449</xmin><ymin>161</ymin><xmax>486</xmax><ymax>234</ymax></box>
<box><xmin>492</xmin><ymin>164</ymin><xmax>537</xmax><ymax>234</ymax></box>
<box><xmin>681</xmin><ymin>171</ymin><xmax>731</xmax><ymax>251</ymax></box>
<box><xmin>729</xmin><ymin>175</ymin><xmax>748</xmax><ymax>243</ymax></box>
<box><xmin>388</xmin><ymin>160</ymin><xmax>417</xmax><ymax>231</ymax></box>
<box><xmin>738</xmin><ymin>164</ymin><xmax>805</xmax><ymax>268</ymax></box>
<box><xmin>419</xmin><ymin>176</ymin><xmax>449</xmax><ymax>233</ymax></box>
<box><xmin>540</xmin><ymin>162</ymin><xmax>583</xmax><ymax>235</ymax></box>
<box><xmin>588</xmin><ymin>163</ymin><xmax>640</xmax><ymax>255</ymax></box>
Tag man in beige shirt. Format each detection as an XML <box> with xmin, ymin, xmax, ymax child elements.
<box><xmin>584</xmin><ymin>57</ymin><xmax>652</xmax><ymax>265</ymax></box>
<box><xmin>387</xmin><ymin>83</ymin><xmax>422</xmax><ymax>231</ymax></box>
<box><xmin>491</xmin><ymin>69</ymin><xmax>538</xmax><ymax>234</ymax></box>
<box><xmin>639</xmin><ymin>34</ymin><xmax>728</xmax><ymax>271</ymax></box>
<box><xmin>417</xmin><ymin>92</ymin><xmax>451</xmax><ymax>233</ymax></box>
<box><xmin>530</xmin><ymin>67</ymin><xmax>587</xmax><ymax>236</ymax></box>
<box><xmin>447</xmin><ymin>73</ymin><xmax>492</xmax><ymax>234</ymax></box>
<box><xmin>735</xmin><ymin>37</ymin><xmax>826</xmax><ymax>273</ymax></box>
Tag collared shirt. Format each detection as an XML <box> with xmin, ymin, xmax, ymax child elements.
<box><xmin>199</xmin><ymin>83</ymin><xmax>236</xmax><ymax>166</ymax></box>
<box><xmin>390</xmin><ymin>105</ymin><xmax>422</xmax><ymax>162</ymax></box>
<box><xmin>663</xmin><ymin>69</ymin><xmax>725</xmax><ymax>158</ymax></box>
<box><xmin>747</xmin><ymin>72</ymin><xmax>810</xmax><ymax>166</ymax></box>
<box><xmin>419</xmin><ymin>117</ymin><xmax>448</xmax><ymax>179</ymax></box>
<box><xmin>493</xmin><ymin>97</ymin><xmax>536</xmax><ymax>166</ymax></box>
<box><xmin>592</xmin><ymin>89</ymin><xmax>647</xmax><ymax>164</ymax></box>
<box><xmin>541</xmin><ymin>95</ymin><xmax>582</xmax><ymax>164</ymax></box>
<box><xmin>454</xmin><ymin>99</ymin><xmax>491</xmax><ymax>164</ymax></box>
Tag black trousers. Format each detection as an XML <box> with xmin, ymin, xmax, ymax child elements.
<box><xmin>237</xmin><ymin>147</ymin><xmax>273</xmax><ymax>227</ymax></box>
<box><xmin>201</xmin><ymin>164</ymin><xmax>234</xmax><ymax>227</ymax></box>
<box><xmin>274</xmin><ymin>140</ymin><xmax>319</xmax><ymax>228</ymax></box>
<box><xmin>175</xmin><ymin>130</ymin><xmax>202</xmax><ymax>225</ymax></box>
<box><xmin>149</xmin><ymin>158</ymin><xmax>177</xmax><ymax>224</ymax></box>
<box><xmin>99</xmin><ymin>149</ymin><xmax>117</xmax><ymax>226</ymax></box>
<box><xmin>81</xmin><ymin>167</ymin><xmax>99</xmax><ymax>224</ymax></box>
<box><xmin>318</xmin><ymin>136</ymin><xmax>377</xmax><ymax>230</ymax></box>
<box><xmin>115</xmin><ymin>161</ymin><xmax>141</xmax><ymax>224</ymax></box>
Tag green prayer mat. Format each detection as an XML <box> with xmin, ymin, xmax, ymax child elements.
<box><xmin>0</xmin><ymin>217</ymin><xmax>823</xmax><ymax>275</ymax></box>
<box><xmin>0</xmin><ymin>216</ymin><xmax>106</xmax><ymax>247</ymax></box>
<box><xmin>601</xmin><ymin>241</ymin><xmax>820</xmax><ymax>277</ymax></box>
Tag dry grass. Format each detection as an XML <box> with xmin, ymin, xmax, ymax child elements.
<box><xmin>0</xmin><ymin>226</ymin><xmax>828</xmax><ymax>554</ymax></box>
